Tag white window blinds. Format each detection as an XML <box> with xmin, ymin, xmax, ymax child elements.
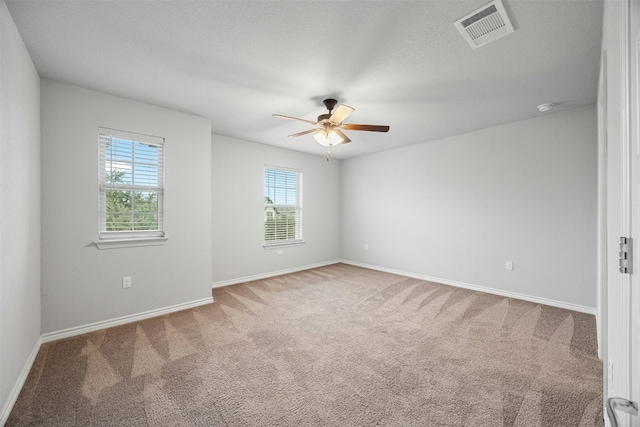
<box><xmin>264</xmin><ymin>167</ymin><xmax>302</xmax><ymax>245</ymax></box>
<box><xmin>98</xmin><ymin>128</ymin><xmax>165</xmax><ymax>240</ymax></box>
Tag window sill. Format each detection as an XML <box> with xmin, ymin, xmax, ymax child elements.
<box><xmin>94</xmin><ymin>236</ymin><xmax>169</xmax><ymax>250</ymax></box>
<box><xmin>263</xmin><ymin>241</ymin><xmax>305</xmax><ymax>249</ymax></box>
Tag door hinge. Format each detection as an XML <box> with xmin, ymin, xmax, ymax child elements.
<box><xmin>619</xmin><ymin>237</ymin><xmax>633</xmax><ymax>274</ymax></box>
<box><xmin>607</xmin><ymin>397</ymin><xmax>638</xmax><ymax>427</ymax></box>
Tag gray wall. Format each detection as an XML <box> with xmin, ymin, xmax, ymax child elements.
<box><xmin>40</xmin><ymin>80</ymin><xmax>212</xmax><ymax>334</ymax></box>
<box><xmin>212</xmin><ymin>135</ymin><xmax>341</xmax><ymax>284</ymax></box>
<box><xmin>341</xmin><ymin>106</ymin><xmax>598</xmax><ymax>308</ymax></box>
<box><xmin>0</xmin><ymin>1</ymin><xmax>41</xmax><ymax>418</ymax></box>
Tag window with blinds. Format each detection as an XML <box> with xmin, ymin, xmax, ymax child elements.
<box><xmin>98</xmin><ymin>128</ymin><xmax>164</xmax><ymax>240</ymax></box>
<box><xmin>264</xmin><ymin>167</ymin><xmax>303</xmax><ymax>246</ymax></box>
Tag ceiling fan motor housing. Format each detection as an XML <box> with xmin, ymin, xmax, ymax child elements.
<box><xmin>317</xmin><ymin>113</ymin><xmax>332</xmax><ymax>122</ymax></box>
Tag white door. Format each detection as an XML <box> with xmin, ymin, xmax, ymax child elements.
<box><xmin>607</xmin><ymin>1</ymin><xmax>640</xmax><ymax>426</ymax></box>
<box><xmin>630</xmin><ymin>0</ymin><xmax>640</xmax><ymax>424</ymax></box>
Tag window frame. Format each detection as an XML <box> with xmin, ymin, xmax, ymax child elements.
<box><xmin>97</xmin><ymin>127</ymin><xmax>166</xmax><ymax>246</ymax></box>
<box><xmin>263</xmin><ymin>165</ymin><xmax>304</xmax><ymax>248</ymax></box>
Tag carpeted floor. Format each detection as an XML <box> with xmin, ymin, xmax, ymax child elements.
<box><xmin>8</xmin><ymin>263</ymin><xmax>603</xmax><ymax>426</ymax></box>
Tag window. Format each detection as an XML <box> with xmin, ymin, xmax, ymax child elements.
<box><xmin>264</xmin><ymin>167</ymin><xmax>302</xmax><ymax>246</ymax></box>
<box><xmin>98</xmin><ymin>128</ymin><xmax>164</xmax><ymax>241</ymax></box>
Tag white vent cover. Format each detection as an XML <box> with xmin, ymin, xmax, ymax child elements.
<box><xmin>454</xmin><ymin>0</ymin><xmax>514</xmax><ymax>49</ymax></box>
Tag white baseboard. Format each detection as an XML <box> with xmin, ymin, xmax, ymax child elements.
<box><xmin>211</xmin><ymin>259</ymin><xmax>342</xmax><ymax>289</ymax></box>
<box><xmin>1</xmin><ymin>336</ymin><xmax>42</xmax><ymax>426</ymax></box>
<box><xmin>341</xmin><ymin>260</ymin><xmax>597</xmax><ymax>315</ymax></box>
<box><xmin>41</xmin><ymin>296</ymin><xmax>213</xmax><ymax>344</ymax></box>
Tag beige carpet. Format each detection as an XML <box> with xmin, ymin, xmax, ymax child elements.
<box><xmin>8</xmin><ymin>263</ymin><xmax>603</xmax><ymax>426</ymax></box>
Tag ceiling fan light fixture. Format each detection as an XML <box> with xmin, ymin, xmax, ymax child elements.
<box><xmin>314</xmin><ymin>129</ymin><xmax>344</xmax><ymax>146</ymax></box>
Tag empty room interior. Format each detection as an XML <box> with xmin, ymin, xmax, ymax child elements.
<box><xmin>1</xmin><ymin>0</ymin><xmax>638</xmax><ymax>426</ymax></box>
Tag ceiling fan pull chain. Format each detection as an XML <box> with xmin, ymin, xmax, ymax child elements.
<box><xmin>326</xmin><ymin>149</ymin><xmax>331</xmax><ymax>162</ymax></box>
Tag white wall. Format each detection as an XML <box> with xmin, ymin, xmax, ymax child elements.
<box><xmin>40</xmin><ymin>80</ymin><xmax>212</xmax><ymax>334</ymax></box>
<box><xmin>342</xmin><ymin>105</ymin><xmax>598</xmax><ymax>309</ymax></box>
<box><xmin>0</xmin><ymin>0</ymin><xmax>41</xmax><ymax>420</ymax></box>
<box><xmin>212</xmin><ymin>135</ymin><xmax>341</xmax><ymax>284</ymax></box>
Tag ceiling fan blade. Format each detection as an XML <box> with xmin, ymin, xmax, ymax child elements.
<box><xmin>333</xmin><ymin>128</ymin><xmax>351</xmax><ymax>144</ymax></box>
<box><xmin>343</xmin><ymin>124</ymin><xmax>390</xmax><ymax>132</ymax></box>
<box><xmin>288</xmin><ymin>128</ymin><xmax>321</xmax><ymax>138</ymax></box>
<box><xmin>273</xmin><ymin>114</ymin><xmax>317</xmax><ymax>125</ymax></box>
<box><xmin>329</xmin><ymin>105</ymin><xmax>354</xmax><ymax>124</ymax></box>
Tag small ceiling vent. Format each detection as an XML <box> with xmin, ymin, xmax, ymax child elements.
<box><xmin>454</xmin><ymin>0</ymin><xmax>514</xmax><ymax>49</ymax></box>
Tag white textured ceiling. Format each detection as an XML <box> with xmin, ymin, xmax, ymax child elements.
<box><xmin>6</xmin><ymin>0</ymin><xmax>603</xmax><ymax>159</ymax></box>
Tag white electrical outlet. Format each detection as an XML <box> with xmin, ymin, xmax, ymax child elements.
<box><xmin>506</xmin><ymin>261</ymin><xmax>513</xmax><ymax>270</ymax></box>
<box><xmin>122</xmin><ymin>276</ymin><xmax>132</xmax><ymax>288</ymax></box>
<box><xmin>277</xmin><ymin>250</ymin><xmax>283</xmax><ymax>255</ymax></box>
<box><xmin>365</xmin><ymin>244</ymin><xmax>369</xmax><ymax>251</ymax></box>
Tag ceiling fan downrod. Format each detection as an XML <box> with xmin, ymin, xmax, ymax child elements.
<box><xmin>317</xmin><ymin>99</ymin><xmax>338</xmax><ymax>123</ymax></box>
<box><xmin>323</xmin><ymin>98</ymin><xmax>338</xmax><ymax>113</ymax></box>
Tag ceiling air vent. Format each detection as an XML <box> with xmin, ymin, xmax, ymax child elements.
<box><xmin>454</xmin><ymin>0</ymin><xmax>514</xmax><ymax>49</ymax></box>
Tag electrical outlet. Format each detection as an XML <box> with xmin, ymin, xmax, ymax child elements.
<box><xmin>122</xmin><ymin>276</ymin><xmax>132</xmax><ymax>288</ymax></box>
<box><xmin>365</xmin><ymin>244</ymin><xmax>369</xmax><ymax>251</ymax></box>
<box><xmin>506</xmin><ymin>261</ymin><xmax>513</xmax><ymax>270</ymax></box>
<box><xmin>277</xmin><ymin>250</ymin><xmax>283</xmax><ymax>255</ymax></box>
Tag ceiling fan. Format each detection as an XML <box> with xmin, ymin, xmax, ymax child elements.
<box><xmin>273</xmin><ymin>98</ymin><xmax>389</xmax><ymax>159</ymax></box>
